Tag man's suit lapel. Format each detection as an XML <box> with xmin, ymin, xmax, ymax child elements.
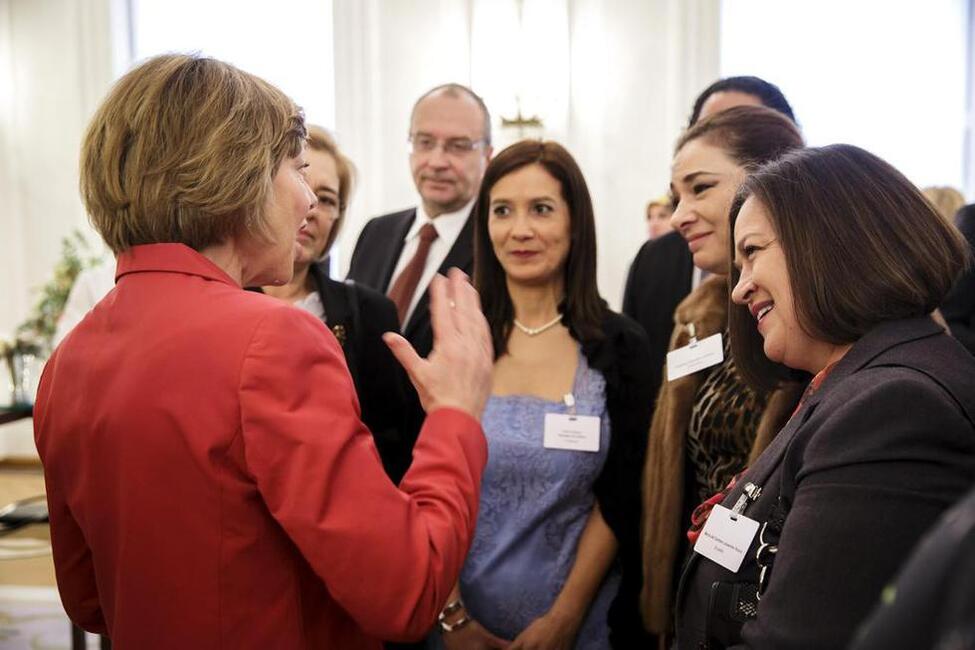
<box><xmin>380</xmin><ymin>210</ymin><xmax>416</xmax><ymax>291</ymax></box>
<box><xmin>402</xmin><ymin>214</ymin><xmax>475</xmax><ymax>340</ymax></box>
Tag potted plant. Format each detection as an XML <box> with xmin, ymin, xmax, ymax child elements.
<box><xmin>2</xmin><ymin>231</ymin><xmax>102</xmax><ymax>406</ymax></box>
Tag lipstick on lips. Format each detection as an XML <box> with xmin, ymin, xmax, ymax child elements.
<box><xmin>684</xmin><ymin>232</ymin><xmax>710</xmax><ymax>253</ymax></box>
<box><xmin>750</xmin><ymin>300</ymin><xmax>774</xmax><ymax>330</ymax></box>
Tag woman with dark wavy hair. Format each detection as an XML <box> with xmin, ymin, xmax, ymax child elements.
<box><xmin>676</xmin><ymin>144</ymin><xmax>975</xmax><ymax>649</ymax></box>
<box><xmin>640</xmin><ymin>106</ymin><xmax>804</xmax><ymax>647</ymax></box>
<box><xmin>434</xmin><ymin>140</ymin><xmax>653</xmax><ymax>649</ymax></box>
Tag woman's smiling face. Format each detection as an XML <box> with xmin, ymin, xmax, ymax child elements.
<box><xmin>670</xmin><ymin>138</ymin><xmax>747</xmax><ymax>276</ymax></box>
<box><xmin>731</xmin><ymin>196</ymin><xmax>843</xmax><ymax>374</ymax></box>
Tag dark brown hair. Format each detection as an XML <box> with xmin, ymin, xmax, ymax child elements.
<box><xmin>474</xmin><ymin>140</ymin><xmax>605</xmax><ymax>357</ymax></box>
<box><xmin>729</xmin><ymin>144</ymin><xmax>970</xmax><ymax>391</ymax></box>
<box><xmin>676</xmin><ymin>105</ymin><xmax>804</xmax><ymax>170</ymax></box>
<box><xmin>688</xmin><ymin>75</ymin><xmax>795</xmax><ymax>127</ymax></box>
<box><xmin>81</xmin><ymin>54</ymin><xmax>306</xmax><ymax>254</ymax></box>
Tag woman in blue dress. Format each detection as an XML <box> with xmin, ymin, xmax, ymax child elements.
<box><xmin>434</xmin><ymin>140</ymin><xmax>654</xmax><ymax>649</ymax></box>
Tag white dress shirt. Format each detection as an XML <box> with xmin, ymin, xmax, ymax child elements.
<box><xmin>389</xmin><ymin>199</ymin><xmax>474</xmax><ymax>326</ymax></box>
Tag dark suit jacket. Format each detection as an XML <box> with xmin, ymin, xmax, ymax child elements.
<box><xmin>309</xmin><ymin>264</ymin><xmax>413</xmax><ymax>483</ymax></box>
<box><xmin>941</xmin><ymin>204</ymin><xmax>975</xmax><ymax>355</ymax></box>
<box><xmin>850</xmin><ymin>484</ymin><xmax>975</xmax><ymax>650</ymax></box>
<box><xmin>346</xmin><ymin>207</ymin><xmax>475</xmax><ymax>359</ymax></box>
<box><xmin>621</xmin><ymin>231</ymin><xmax>694</xmax><ymax>408</ymax></box>
<box><xmin>675</xmin><ymin>316</ymin><xmax>975</xmax><ymax>650</ymax></box>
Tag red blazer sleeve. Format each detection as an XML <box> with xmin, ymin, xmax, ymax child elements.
<box><xmin>238</xmin><ymin>307</ymin><xmax>486</xmax><ymax>640</ymax></box>
<box><xmin>34</xmin><ymin>356</ymin><xmax>107</xmax><ymax>634</ymax></box>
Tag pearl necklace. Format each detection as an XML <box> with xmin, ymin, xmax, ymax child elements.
<box><xmin>513</xmin><ymin>313</ymin><xmax>563</xmax><ymax>336</ymax></box>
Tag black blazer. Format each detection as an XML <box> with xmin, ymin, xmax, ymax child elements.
<box><xmin>346</xmin><ymin>207</ymin><xmax>475</xmax><ymax>359</ymax></box>
<box><xmin>308</xmin><ymin>264</ymin><xmax>414</xmax><ymax>483</ymax></box>
<box><xmin>250</xmin><ymin>267</ymin><xmax>413</xmax><ymax>483</ymax></box>
<box><xmin>621</xmin><ymin>231</ymin><xmax>694</xmax><ymax>407</ymax></box>
<box><xmin>675</xmin><ymin>316</ymin><xmax>975</xmax><ymax>649</ymax></box>
<box><xmin>850</xmin><ymin>484</ymin><xmax>975</xmax><ymax>650</ymax></box>
<box><xmin>941</xmin><ymin>204</ymin><xmax>975</xmax><ymax>355</ymax></box>
<box><xmin>581</xmin><ymin>310</ymin><xmax>655</xmax><ymax>648</ymax></box>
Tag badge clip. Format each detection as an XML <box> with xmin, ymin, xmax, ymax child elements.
<box><xmin>563</xmin><ymin>393</ymin><xmax>577</xmax><ymax>417</ymax></box>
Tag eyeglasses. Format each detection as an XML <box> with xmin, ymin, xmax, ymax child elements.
<box><xmin>409</xmin><ymin>134</ymin><xmax>487</xmax><ymax>157</ymax></box>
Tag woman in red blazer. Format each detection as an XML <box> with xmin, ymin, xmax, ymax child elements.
<box><xmin>34</xmin><ymin>53</ymin><xmax>493</xmax><ymax>649</ymax></box>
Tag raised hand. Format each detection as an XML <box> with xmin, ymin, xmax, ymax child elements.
<box><xmin>384</xmin><ymin>268</ymin><xmax>494</xmax><ymax>419</ymax></box>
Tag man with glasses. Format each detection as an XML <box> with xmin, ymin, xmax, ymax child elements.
<box><xmin>348</xmin><ymin>83</ymin><xmax>492</xmax><ymax>359</ymax></box>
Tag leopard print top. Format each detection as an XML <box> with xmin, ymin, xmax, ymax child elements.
<box><xmin>686</xmin><ymin>334</ymin><xmax>768</xmax><ymax>502</ymax></box>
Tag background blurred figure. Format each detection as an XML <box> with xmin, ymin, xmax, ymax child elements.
<box><xmin>261</xmin><ymin>126</ymin><xmax>411</xmax><ymax>482</ymax></box>
<box><xmin>645</xmin><ymin>195</ymin><xmax>674</xmax><ymax>240</ymax></box>
<box><xmin>850</xmin><ymin>483</ymin><xmax>975</xmax><ymax>650</ymax></box>
<box><xmin>435</xmin><ymin>140</ymin><xmax>653</xmax><ymax>649</ymax></box>
<box><xmin>922</xmin><ymin>185</ymin><xmax>966</xmax><ymax>222</ymax></box>
<box><xmin>622</xmin><ymin>76</ymin><xmax>797</xmax><ymax>422</ymax></box>
<box><xmin>640</xmin><ymin>106</ymin><xmax>804</xmax><ymax>647</ymax></box>
<box><xmin>687</xmin><ymin>75</ymin><xmax>796</xmax><ymax>126</ymax></box>
<box><xmin>677</xmin><ymin>144</ymin><xmax>975</xmax><ymax>649</ymax></box>
<box><xmin>36</xmin><ymin>54</ymin><xmax>494</xmax><ymax>649</ymax></box>
<box><xmin>941</xmin><ymin>203</ymin><xmax>975</xmax><ymax>355</ymax></box>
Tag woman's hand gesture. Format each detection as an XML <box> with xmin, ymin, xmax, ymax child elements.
<box><xmin>384</xmin><ymin>269</ymin><xmax>493</xmax><ymax>419</ymax></box>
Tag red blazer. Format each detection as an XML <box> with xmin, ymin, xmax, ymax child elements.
<box><xmin>34</xmin><ymin>243</ymin><xmax>486</xmax><ymax>649</ymax></box>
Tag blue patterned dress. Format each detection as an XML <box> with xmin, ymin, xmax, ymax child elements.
<box><xmin>438</xmin><ymin>349</ymin><xmax>619</xmax><ymax>648</ymax></box>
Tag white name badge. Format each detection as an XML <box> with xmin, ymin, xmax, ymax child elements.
<box><xmin>666</xmin><ymin>333</ymin><xmax>724</xmax><ymax>382</ymax></box>
<box><xmin>543</xmin><ymin>413</ymin><xmax>600</xmax><ymax>452</ymax></box>
<box><xmin>693</xmin><ymin>504</ymin><xmax>759</xmax><ymax>573</ymax></box>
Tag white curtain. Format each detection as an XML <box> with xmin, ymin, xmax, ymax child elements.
<box><xmin>0</xmin><ymin>0</ymin><xmax>127</xmax><ymax>457</ymax></box>
<box><xmin>0</xmin><ymin>0</ymin><xmax>128</xmax><ymax>340</ymax></box>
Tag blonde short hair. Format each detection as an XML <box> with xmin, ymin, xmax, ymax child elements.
<box><xmin>922</xmin><ymin>186</ymin><xmax>966</xmax><ymax>222</ymax></box>
<box><xmin>305</xmin><ymin>125</ymin><xmax>356</xmax><ymax>256</ymax></box>
<box><xmin>80</xmin><ymin>54</ymin><xmax>306</xmax><ymax>254</ymax></box>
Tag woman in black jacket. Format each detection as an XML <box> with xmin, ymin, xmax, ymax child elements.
<box><xmin>262</xmin><ymin>126</ymin><xmax>412</xmax><ymax>483</ymax></box>
<box><xmin>675</xmin><ymin>144</ymin><xmax>975</xmax><ymax>649</ymax></box>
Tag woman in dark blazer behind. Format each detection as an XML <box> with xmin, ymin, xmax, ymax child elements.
<box><xmin>675</xmin><ymin>144</ymin><xmax>975</xmax><ymax>649</ymax></box>
<box><xmin>262</xmin><ymin>126</ymin><xmax>413</xmax><ymax>482</ymax></box>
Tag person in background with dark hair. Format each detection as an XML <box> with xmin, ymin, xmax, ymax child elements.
<box><xmin>640</xmin><ymin>107</ymin><xmax>804</xmax><ymax>647</ymax></box>
<box><xmin>622</xmin><ymin>76</ymin><xmax>796</xmax><ymax>420</ymax></box>
<box><xmin>260</xmin><ymin>126</ymin><xmax>411</xmax><ymax>482</ymax></box>
<box><xmin>676</xmin><ymin>144</ymin><xmax>975</xmax><ymax>649</ymax></box>
<box><xmin>941</xmin><ymin>203</ymin><xmax>975</xmax><ymax>355</ymax></box>
<box><xmin>687</xmin><ymin>76</ymin><xmax>795</xmax><ymax>128</ymax></box>
<box><xmin>434</xmin><ymin>140</ymin><xmax>653</xmax><ymax>649</ymax></box>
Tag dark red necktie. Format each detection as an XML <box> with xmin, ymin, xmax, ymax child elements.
<box><xmin>388</xmin><ymin>222</ymin><xmax>438</xmax><ymax>324</ymax></box>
